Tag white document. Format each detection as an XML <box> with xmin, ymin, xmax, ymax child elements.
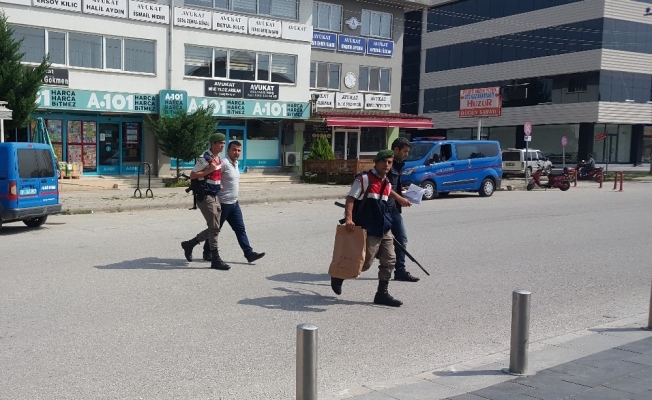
<box><xmin>402</xmin><ymin>184</ymin><xmax>426</xmax><ymax>205</ymax></box>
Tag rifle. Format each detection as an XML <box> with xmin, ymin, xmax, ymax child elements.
<box><xmin>334</xmin><ymin>201</ymin><xmax>430</xmax><ymax>276</ymax></box>
<box><xmin>181</xmin><ymin>173</ymin><xmax>197</xmax><ymax>210</ymax></box>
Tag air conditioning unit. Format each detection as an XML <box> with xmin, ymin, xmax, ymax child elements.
<box><xmin>283</xmin><ymin>152</ymin><xmax>299</xmax><ymax>167</ymax></box>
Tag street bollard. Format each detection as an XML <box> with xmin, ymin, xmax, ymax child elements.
<box><xmin>599</xmin><ymin>172</ymin><xmax>603</xmax><ymax>189</ymax></box>
<box><xmin>574</xmin><ymin>171</ymin><xmax>578</xmax><ymax>187</ymax></box>
<box><xmin>619</xmin><ymin>172</ymin><xmax>624</xmax><ymax>192</ymax></box>
<box><xmin>613</xmin><ymin>172</ymin><xmax>618</xmax><ymax>190</ymax></box>
<box><xmin>643</xmin><ymin>282</ymin><xmax>652</xmax><ymax>331</ymax></box>
<box><xmin>504</xmin><ymin>290</ymin><xmax>532</xmax><ymax>376</ymax></box>
<box><xmin>296</xmin><ymin>323</ymin><xmax>318</xmax><ymax>400</ymax></box>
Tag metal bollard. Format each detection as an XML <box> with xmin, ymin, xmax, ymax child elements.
<box><xmin>643</xmin><ymin>282</ymin><xmax>652</xmax><ymax>331</ymax></box>
<box><xmin>504</xmin><ymin>290</ymin><xmax>532</xmax><ymax>376</ymax></box>
<box><xmin>296</xmin><ymin>323</ymin><xmax>318</xmax><ymax>400</ymax></box>
<box><xmin>599</xmin><ymin>172</ymin><xmax>603</xmax><ymax>189</ymax></box>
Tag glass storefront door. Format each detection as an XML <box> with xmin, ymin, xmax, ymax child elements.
<box><xmin>98</xmin><ymin>122</ymin><xmax>121</xmax><ymax>174</ymax></box>
<box><xmin>332</xmin><ymin>129</ymin><xmax>361</xmax><ymax>160</ymax></box>
<box><xmin>216</xmin><ymin>127</ymin><xmax>246</xmax><ymax>172</ymax></box>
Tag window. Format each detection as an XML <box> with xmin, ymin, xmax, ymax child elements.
<box><xmin>69</xmin><ymin>33</ymin><xmax>103</xmax><ymax>69</ymax></box>
<box><xmin>48</xmin><ymin>31</ymin><xmax>66</xmax><ymax>65</ymax></box>
<box><xmin>359</xmin><ymin>67</ymin><xmax>391</xmax><ymax>93</ymax></box>
<box><xmin>310</xmin><ymin>62</ymin><xmax>340</xmax><ymax>89</ymax></box>
<box><xmin>312</xmin><ymin>2</ymin><xmax>342</xmax><ymax>32</ymax></box>
<box><xmin>17</xmin><ymin>149</ymin><xmax>55</xmax><ymax>178</ymax></box>
<box><xmin>11</xmin><ymin>26</ymin><xmax>45</xmax><ymax>63</ymax></box>
<box><xmin>106</xmin><ymin>38</ymin><xmax>122</xmax><ymax>70</ymax></box>
<box><xmin>360</xmin><ymin>128</ymin><xmax>387</xmax><ymax>153</ymax></box>
<box><xmin>184</xmin><ymin>0</ymin><xmax>298</xmax><ymax>19</ymax></box>
<box><xmin>125</xmin><ymin>39</ymin><xmax>155</xmax><ymax>73</ymax></box>
<box><xmin>568</xmin><ymin>77</ymin><xmax>588</xmax><ymax>93</ymax></box>
<box><xmin>361</xmin><ymin>10</ymin><xmax>392</xmax><ymax>38</ymax></box>
<box><xmin>185</xmin><ymin>45</ymin><xmax>297</xmax><ymax>84</ymax></box>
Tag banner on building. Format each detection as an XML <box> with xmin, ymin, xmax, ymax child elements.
<box><xmin>459</xmin><ymin>87</ymin><xmax>502</xmax><ymax>118</ymax></box>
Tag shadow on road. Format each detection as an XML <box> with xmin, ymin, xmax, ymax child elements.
<box><xmin>94</xmin><ymin>257</ymin><xmax>191</xmax><ymax>270</ymax></box>
<box><xmin>238</xmin><ymin>287</ymin><xmax>372</xmax><ymax>312</ymax></box>
<box><xmin>266</xmin><ymin>272</ymin><xmax>376</xmax><ymax>287</ymax></box>
<box><xmin>430</xmin><ymin>369</ymin><xmax>505</xmax><ymax>378</ymax></box>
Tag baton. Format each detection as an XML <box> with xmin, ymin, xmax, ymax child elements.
<box><xmin>334</xmin><ymin>201</ymin><xmax>430</xmax><ymax>276</ymax></box>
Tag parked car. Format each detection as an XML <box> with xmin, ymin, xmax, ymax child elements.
<box><xmin>401</xmin><ymin>139</ymin><xmax>503</xmax><ymax>199</ymax></box>
<box><xmin>502</xmin><ymin>148</ymin><xmax>553</xmax><ymax>177</ymax></box>
<box><xmin>0</xmin><ymin>142</ymin><xmax>62</xmax><ymax>229</ymax></box>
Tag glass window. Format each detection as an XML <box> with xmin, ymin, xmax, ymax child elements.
<box><xmin>48</xmin><ymin>31</ymin><xmax>66</xmax><ymax>65</ymax></box>
<box><xmin>233</xmin><ymin>0</ymin><xmax>256</xmax><ymax>14</ymax></box>
<box><xmin>310</xmin><ymin>62</ymin><xmax>316</xmax><ymax>87</ymax></box>
<box><xmin>17</xmin><ymin>149</ymin><xmax>55</xmax><ymax>178</ymax></box>
<box><xmin>185</xmin><ymin>0</ymin><xmax>213</xmax><ymax>7</ymax></box>
<box><xmin>214</xmin><ymin>49</ymin><xmax>227</xmax><ymax>78</ymax></box>
<box><xmin>185</xmin><ymin>45</ymin><xmax>212</xmax><ymax>77</ymax></box>
<box><xmin>358</xmin><ymin>67</ymin><xmax>390</xmax><ymax>93</ymax></box>
<box><xmin>105</xmin><ymin>38</ymin><xmax>122</xmax><ymax>70</ymax></box>
<box><xmin>214</xmin><ymin>0</ymin><xmax>228</xmax><ymax>9</ymax></box>
<box><xmin>369</xmin><ymin>68</ymin><xmax>380</xmax><ymax>92</ymax></box>
<box><xmin>314</xmin><ymin>2</ymin><xmax>341</xmax><ymax>31</ymax></box>
<box><xmin>229</xmin><ymin>51</ymin><xmax>256</xmax><ymax>81</ymax></box>
<box><xmin>257</xmin><ymin>53</ymin><xmax>270</xmax><ymax>81</ymax></box>
<box><xmin>328</xmin><ymin>64</ymin><xmax>340</xmax><ymax>90</ymax></box>
<box><xmin>11</xmin><ymin>26</ymin><xmax>45</xmax><ymax>63</ymax></box>
<box><xmin>124</xmin><ymin>39</ymin><xmax>155</xmax><ymax>73</ymax></box>
<box><xmin>358</xmin><ymin>66</ymin><xmax>369</xmax><ymax>91</ymax></box>
<box><xmin>270</xmin><ymin>54</ymin><xmax>296</xmax><ymax>83</ymax></box>
<box><xmin>310</xmin><ymin>62</ymin><xmax>340</xmax><ymax>89</ymax></box>
<box><xmin>361</xmin><ymin>9</ymin><xmax>392</xmax><ymax>38</ymax></box>
<box><xmin>379</xmin><ymin>68</ymin><xmax>390</xmax><ymax>93</ymax></box>
<box><xmin>271</xmin><ymin>0</ymin><xmax>296</xmax><ymax>19</ymax></box>
<box><xmin>568</xmin><ymin>77</ymin><xmax>587</xmax><ymax>93</ymax></box>
<box><xmin>69</xmin><ymin>33</ymin><xmax>102</xmax><ymax>69</ymax></box>
<box><xmin>360</xmin><ymin>128</ymin><xmax>387</xmax><ymax>153</ymax></box>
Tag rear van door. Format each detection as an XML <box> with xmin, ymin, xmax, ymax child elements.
<box><xmin>16</xmin><ymin>146</ymin><xmax>58</xmax><ymax>209</ymax></box>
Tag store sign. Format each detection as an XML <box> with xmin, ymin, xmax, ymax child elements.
<box><xmin>312</xmin><ymin>31</ymin><xmax>337</xmax><ymax>50</ymax></box>
<box><xmin>33</xmin><ymin>0</ymin><xmax>82</xmax><ymax>13</ymax></box>
<box><xmin>188</xmin><ymin>97</ymin><xmax>310</xmax><ymax>119</ymax></box>
<box><xmin>459</xmin><ymin>87</ymin><xmax>502</xmax><ymax>118</ymax></box>
<box><xmin>36</xmin><ymin>87</ymin><xmax>158</xmax><ymax>113</ymax></box>
<box><xmin>159</xmin><ymin>90</ymin><xmax>187</xmax><ymax>116</ymax></box>
<box><xmin>248</xmin><ymin>17</ymin><xmax>281</xmax><ymax>38</ymax></box>
<box><xmin>337</xmin><ymin>35</ymin><xmax>366</xmax><ymax>54</ymax></box>
<box><xmin>213</xmin><ymin>12</ymin><xmax>247</xmax><ymax>33</ymax></box>
<box><xmin>40</xmin><ymin>68</ymin><xmax>69</xmax><ymax>87</ymax></box>
<box><xmin>367</xmin><ymin>38</ymin><xmax>394</xmax><ymax>57</ymax></box>
<box><xmin>364</xmin><ymin>94</ymin><xmax>391</xmax><ymax>110</ymax></box>
<box><xmin>336</xmin><ymin>92</ymin><xmax>363</xmax><ymax>109</ymax></box>
<box><xmin>174</xmin><ymin>7</ymin><xmax>211</xmax><ymax>29</ymax></box>
<box><xmin>243</xmin><ymin>82</ymin><xmax>279</xmax><ymax>100</ymax></box>
<box><xmin>204</xmin><ymin>80</ymin><xmax>244</xmax><ymax>98</ymax></box>
<box><xmin>83</xmin><ymin>0</ymin><xmax>127</xmax><ymax>18</ymax></box>
<box><xmin>281</xmin><ymin>21</ymin><xmax>312</xmax><ymax>42</ymax></box>
<box><xmin>129</xmin><ymin>0</ymin><xmax>169</xmax><ymax>24</ymax></box>
<box><xmin>311</xmin><ymin>91</ymin><xmax>335</xmax><ymax>108</ymax></box>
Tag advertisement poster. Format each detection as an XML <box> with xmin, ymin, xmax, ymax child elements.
<box><xmin>52</xmin><ymin>144</ymin><xmax>63</xmax><ymax>161</ymax></box>
<box><xmin>83</xmin><ymin>122</ymin><xmax>97</xmax><ymax>143</ymax></box>
<box><xmin>67</xmin><ymin>121</ymin><xmax>82</xmax><ymax>143</ymax></box>
<box><xmin>83</xmin><ymin>145</ymin><xmax>97</xmax><ymax>168</ymax></box>
<box><xmin>47</xmin><ymin>119</ymin><xmax>63</xmax><ymax>142</ymax></box>
<box><xmin>125</xmin><ymin>123</ymin><xmax>139</xmax><ymax>143</ymax></box>
<box><xmin>68</xmin><ymin>145</ymin><xmax>82</xmax><ymax>163</ymax></box>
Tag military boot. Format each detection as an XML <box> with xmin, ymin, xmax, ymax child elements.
<box><xmin>330</xmin><ymin>277</ymin><xmax>344</xmax><ymax>295</ymax></box>
<box><xmin>181</xmin><ymin>238</ymin><xmax>199</xmax><ymax>262</ymax></box>
<box><xmin>373</xmin><ymin>280</ymin><xmax>403</xmax><ymax>307</ymax></box>
<box><xmin>202</xmin><ymin>240</ymin><xmax>211</xmax><ymax>261</ymax></box>
<box><xmin>210</xmin><ymin>249</ymin><xmax>231</xmax><ymax>270</ymax></box>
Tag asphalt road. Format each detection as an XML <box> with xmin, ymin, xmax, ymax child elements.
<box><xmin>1</xmin><ymin>184</ymin><xmax>651</xmax><ymax>400</ymax></box>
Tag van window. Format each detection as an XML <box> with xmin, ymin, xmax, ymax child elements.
<box><xmin>18</xmin><ymin>149</ymin><xmax>55</xmax><ymax>178</ymax></box>
<box><xmin>432</xmin><ymin>144</ymin><xmax>453</xmax><ymax>162</ymax></box>
<box><xmin>502</xmin><ymin>152</ymin><xmax>521</xmax><ymax>161</ymax></box>
<box><xmin>405</xmin><ymin>143</ymin><xmax>434</xmax><ymax>162</ymax></box>
<box><xmin>456</xmin><ymin>143</ymin><xmax>499</xmax><ymax>159</ymax></box>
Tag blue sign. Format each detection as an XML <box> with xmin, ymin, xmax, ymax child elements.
<box><xmin>312</xmin><ymin>31</ymin><xmax>337</xmax><ymax>50</ymax></box>
<box><xmin>159</xmin><ymin>90</ymin><xmax>188</xmax><ymax>116</ymax></box>
<box><xmin>367</xmin><ymin>38</ymin><xmax>394</xmax><ymax>57</ymax></box>
<box><xmin>337</xmin><ymin>35</ymin><xmax>366</xmax><ymax>54</ymax></box>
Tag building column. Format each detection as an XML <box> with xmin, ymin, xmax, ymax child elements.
<box><xmin>388</xmin><ymin>127</ymin><xmax>399</xmax><ymax>148</ymax></box>
<box><xmin>631</xmin><ymin>125</ymin><xmax>644</xmax><ymax>165</ymax></box>
<box><xmin>293</xmin><ymin>129</ymin><xmax>304</xmax><ymax>173</ymax></box>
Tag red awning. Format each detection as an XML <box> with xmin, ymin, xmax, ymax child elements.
<box><xmin>318</xmin><ymin>111</ymin><xmax>434</xmax><ymax>129</ymax></box>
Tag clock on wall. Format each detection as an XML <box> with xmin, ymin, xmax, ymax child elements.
<box><xmin>344</xmin><ymin>72</ymin><xmax>357</xmax><ymax>89</ymax></box>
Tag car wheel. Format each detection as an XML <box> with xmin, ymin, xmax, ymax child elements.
<box><xmin>23</xmin><ymin>216</ymin><xmax>48</xmax><ymax>228</ymax></box>
<box><xmin>479</xmin><ymin>178</ymin><xmax>495</xmax><ymax>197</ymax></box>
<box><xmin>421</xmin><ymin>180</ymin><xmax>438</xmax><ymax>200</ymax></box>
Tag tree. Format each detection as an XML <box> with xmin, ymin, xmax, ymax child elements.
<box><xmin>307</xmin><ymin>135</ymin><xmax>335</xmax><ymax>160</ymax></box>
<box><xmin>0</xmin><ymin>11</ymin><xmax>50</xmax><ymax>132</ymax></box>
<box><xmin>145</xmin><ymin>105</ymin><xmax>216</xmax><ymax>179</ymax></box>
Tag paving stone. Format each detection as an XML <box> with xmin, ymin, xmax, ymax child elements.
<box><xmin>624</xmin><ymin>389</ymin><xmax>652</xmax><ymax>399</ymax></box>
<box><xmin>573</xmin><ymin>348</ymin><xmax>638</xmax><ymax>367</ymax></box>
<box><xmin>444</xmin><ymin>394</ymin><xmax>486</xmax><ymax>400</ymax></box>
<box><xmin>347</xmin><ymin>391</ymin><xmax>397</xmax><ymax>400</ymax></box>
<box><xmin>380</xmin><ymin>380</ymin><xmax>464</xmax><ymax>400</ymax></box>
<box><xmin>470</xmin><ymin>381</ymin><xmax>532</xmax><ymax>400</ymax></box>
<box><xmin>629</xmin><ymin>368</ymin><xmax>652</xmax><ymax>381</ymax></box>
<box><xmin>556</xmin><ymin>360</ymin><xmax>646</xmax><ymax>388</ymax></box>
<box><xmin>512</xmin><ymin>370</ymin><xmax>574</xmax><ymax>389</ymax></box>
<box><xmin>566</xmin><ymin>386</ymin><xmax>635</xmax><ymax>400</ymax></box>
<box><xmin>557</xmin><ymin>334</ymin><xmax>635</xmax><ymax>354</ymax></box>
<box><xmin>517</xmin><ymin>380</ymin><xmax>588</xmax><ymax>400</ymax></box>
<box><xmin>625</xmin><ymin>354</ymin><xmax>652</xmax><ymax>367</ymax></box>
<box><xmin>604</xmin><ymin>375</ymin><xmax>652</xmax><ymax>395</ymax></box>
<box><xmin>615</xmin><ymin>337</ymin><xmax>652</xmax><ymax>354</ymax></box>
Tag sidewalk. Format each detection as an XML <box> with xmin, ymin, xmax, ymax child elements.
<box><xmin>322</xmin><ymin>315</ymin><xmax>652</xmax><ymax>400</ymax></box>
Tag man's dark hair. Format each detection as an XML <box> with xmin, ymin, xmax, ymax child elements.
<box><xmin>391</xmin><ymin>137</ymin><xmax>411</xmax><ymax>151</ymax></box>
<box><xmin>228</xmin><ymin>141</ymin><xmax>242</xmax><ymax>149</ymax></box>
<box><xmin>588</xmin><ymin>153</ymin><xmax>593</xmax><ymax>157</ymax></box>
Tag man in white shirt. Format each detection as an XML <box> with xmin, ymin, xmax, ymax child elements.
<box><xmin>202</xmin><ymin>140</ymin><xmax>265</xmax><ymax>264</ymax></box>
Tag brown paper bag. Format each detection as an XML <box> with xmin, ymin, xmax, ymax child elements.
<box><xmin>328</xmin><ymin>225</ymin><xmax>367</xmax><ymax>280</ymax></box>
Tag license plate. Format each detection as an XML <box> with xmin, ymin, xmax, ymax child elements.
<box><xmin>506</xmin><ymin>162</ymin><xmax>515</xmax><ymax>166</ymax></box>
<box><xmin>19</xmin><ymin>188</ymin><xmax>37</xmax><ymax>196</ymax></box>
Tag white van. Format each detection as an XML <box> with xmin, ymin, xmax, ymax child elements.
<box><xmin>502</xmin><ymin>148</ymin><xmax>552</xmax><ymax>177</ymax></box>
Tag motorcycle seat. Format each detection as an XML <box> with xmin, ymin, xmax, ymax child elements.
<box><xmin>548</xmin><ymin>173</ymin><xmax>566</xmax><ymax>178</ymax></box>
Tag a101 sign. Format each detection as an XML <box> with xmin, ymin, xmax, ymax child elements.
<box><xmin>459</xmin><ymin>87</ymin><xmax>502</xmax><ymax>118</ymax></box>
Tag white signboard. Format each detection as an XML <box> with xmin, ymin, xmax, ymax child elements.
<box><xmin>364</xmin><ymin>94</ymin><xmax>391</xmax><ymax>111</ymax></box>
<box><xmin>213</xmin><ymin>12</ymin><xmax>247</xmax><ymax>33</ymax></box>
<box><xmin>2</xmin><ymin>0</ymin><xmax>32</xmax><ymax>6</ymax></box>
<box><xmin>83</xmin><ymin>0</ymin><xmax>127</xmax><ymax>18</ymax></box>
<box><xmin>336</xmin><ymin>93</ymin><xmax>363</xmax><ymax>109</ymax></box>
<box><xmin>459</xmin><ymin>87</ymin><xmax>502</xmax><ymax>118</ymax></box>
<box><xmin>249</xmin><ymin>17</ymin><xmax>281</xmax><ymax>38</ymax></box>
<box><xmin>174</xmin><ymin>7</ymin><xmax>212</xmax><ymax>29</ymax></box>
<box><xmin>311</xmin><ymin>91</ymin><xmax>335</xmax><ymax>108</ymax></box>
<box><xmin>33</xmin><ymin>0</ymin><xmax>82</xmax><ymax>13</ymax></box>
<box><xmin>129</xmin><ymin>1</ymin><xmax>169</xmax><ymax>24</ymax></box>
<box><xmin>281</xmin><ymin>21</ymin><xmax>312</xmax><ymax>42</ymax></box>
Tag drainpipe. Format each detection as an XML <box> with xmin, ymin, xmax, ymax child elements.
<box><xmin>167</xmin><ymin>0</ymin><xmax>174</xmax><ymax>90</ymax></box>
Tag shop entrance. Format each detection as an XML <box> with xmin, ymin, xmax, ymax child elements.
<box><xmin>98</xmin><ymin>122</ymin><xmax>120</xmax><ymax>174</ymax></box>
<box><xmin>216</xmin><ymin>126</ymin><xmax>246</xmax><ymax>172</ymax></box>
<box><xmin>332</xmin><ymin>129</ymin><xmax>360</xmax><ymax>160</ymax></box>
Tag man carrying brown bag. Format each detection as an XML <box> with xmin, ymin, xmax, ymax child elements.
<box><xmin>329</xmin><ymin>149</ymin><xmax>403</xmax><ymax>307</ymax></box>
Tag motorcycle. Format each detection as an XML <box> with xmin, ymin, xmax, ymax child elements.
<box><xmin>526</xmin><ymin>166</ymin><xmax>571</xmax><ymax>191</ymax></box>
<box><xmin>570</xmin><ymin>161</ymin><xmax>604</xmax><ymax>182</ymax></box>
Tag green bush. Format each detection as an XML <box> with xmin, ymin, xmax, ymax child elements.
<box><xmin>307</xmin><ymin>136</ymin><xmax>335</xmax><ymax>160</ymax></box>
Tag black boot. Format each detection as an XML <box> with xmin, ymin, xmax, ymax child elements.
<box><xmin>210</xmin><ymin>250</ymin><xmax>231</xmax><ymax>270</ymax></box>
<box><xmin>373</xmin><ymin>280</ymin><xmax>402</xmax><ymax>307</ymax></box>
<box><xmin>330</xmin><ymin>277</ymin><xmax>343</xmax><ymax>295</ymax></box>
<box><xmin>181</xmin><ymin>238</ymin><xmax>199</xmax><ymax>262</ymax></box>
<box><xmin>246</xmin><ymin>252</ymin><xmax>265</xmax><ymax>263</ymax></box>
<box><xmin>394</xmin><ymin>270</ymin><xmax>420</xmax><ymax>282</ymax></box>
<box><xmin>202</xmin><ymin>240</ymin><xmax>211</xmax><ymax>261</ymax></box>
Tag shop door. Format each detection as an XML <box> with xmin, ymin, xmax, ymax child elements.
<box><xmin>333</xmin><ymin>130</ymin><xmax>360</xmax><ymax>160</ymax></box>
<box><xmin>347</xmin><ymin>131</ymin><xmax>359</xmax><ymax>160</ymax></box>
<box><xmin>98</xmin><ymin>123</ymin><xmax>121</xmax><ymax>175</ymax></box>
<box><xmin>217</xmin><ymin>127</ymin><xmax>246</xmax><ymax>172</ymax></box>
<box><xmin>333</xmin><ymin>131</ymin><xmax>346</xmax><ymax>159</ymax></box>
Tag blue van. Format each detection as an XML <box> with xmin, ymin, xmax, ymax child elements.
<box><xmin>0</xmin><ymin>142</ymin><xmax>62</xmax><ymax>228</ymax></box>
<box><xmin>401</xmin><ymin>139</ymin><xmax>502</xmax><ymax>199</ymax></box>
